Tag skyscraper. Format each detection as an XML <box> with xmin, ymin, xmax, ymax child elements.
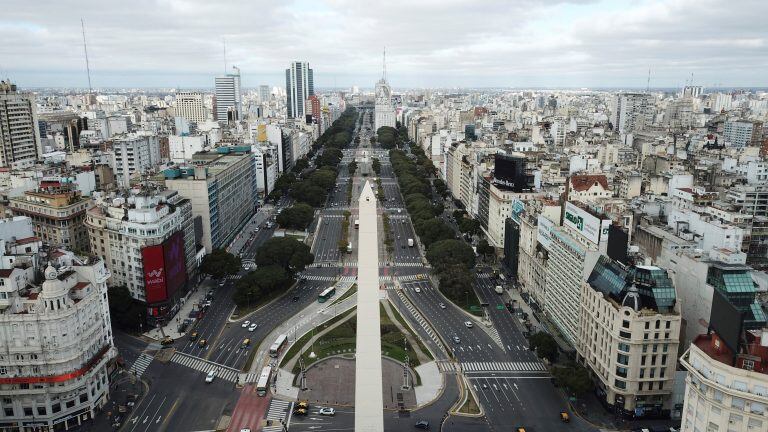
<box><xmin>610</xmin><ymin>92</ymin><xmax>654</xmax><ymax>134</ymax></box>
<box><xmin>0</xmin><ymin>80</ymin><xmax>41</xmax><ymax>169</ymax></box>
<box><xmin>374</xmin><ymin>50</ymin><xmax>396</xmax><ymax>130</ymax></box>
<box><xmin>285</xmin><ymin>61</ymin><xmax>314</xmax><ymax>119</ymax></box>
<box><xmin>215</xmin><ymin>66</ymin><xmax>242</xmax><ymax>122</ymax></box>
<box><xmin>175</xmin><ymin>91</ymin><xmax>207</xmax><ymax>123</ymax></box>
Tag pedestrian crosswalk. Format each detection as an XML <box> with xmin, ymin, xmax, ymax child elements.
<box><xmin>461</xmin><ymin>361</ymin><xmax>547</xmax><ymax>373</ymax></box>
<box><xmin>476</xmin><ymin>272</ymin><xmax>494</xmax><ymax>279</ymax></box>
<box><xmin>436</xmin><ymin>360</ymin><xmax>459</xmax><ymax>372</ymax></box>
<box><xmin>487</xmin><ymin>326</ymin><xmax>505</xmax><ymax>351</ymax></box>
<box><xmin>128</xmin><ymin>352</ymin><xmax>153</xmax><ymax>378</ymax></box>
<box><xmin>170</xmin><ymin>352</ymin><xmax>240</xmax><ymax>383</ymax></box>
<box><xmin>225</xmin><ymin>274</ymin><xmax>243</xmax><ymax>280</ymax></box>
<box><xmin>262</xmin><ymin>399</ymin><xmax>292</xmax><ymax>432</ymax></box>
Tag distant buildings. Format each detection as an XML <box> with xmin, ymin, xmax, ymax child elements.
<box><xmin>374</xmin><ymin>66</ymin><xmax>395</xmax><ymax>130</ymax></box>
<box><xmin>285</xmin><ymin>61</ymin><xmax>314</xmax><ymax>120</ymax></box>
<box><xmin>215</xmin><ymin>67</ymin><xmax>242</xmax><ymax>122</ymax></box>
<box><xmin>611</xmin><ymin>92</ymin><xmax>654</xmax><ymax>135</ymax></box>
<box><xmin>0</xmin><ymin>81</ymin><xmax>41</xmax><ymax>169</ymax></box>
<box><xmin>724</xmin><ymin>119</ymin><xmax>764</xmax><ymax>148</ymax></box>
<box><xmin>175</xmin><ymin>91</ymin><xmax>207</xmax><ymax>124</ymax></box>
<box><xmin>112</xmin><ymin>133</ymin><xmax>161</xmax><ymax>186</ymax></box>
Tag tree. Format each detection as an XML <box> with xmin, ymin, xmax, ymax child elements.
<box><xmin>426</xmin><ymin>239</ymin><xmax>476</xmax><ymax>271</ymax></box>
<box><xmin>458</xmin><ymin>218</ymin><xmax>481</xmax><ymax>237</ymax></box>
<box><xmin>476</xmin><ymin>239</ymin><xmax>495</xmax><ymax>257</ymax></box>
<box><xmin>276</xmin><ymin>203</ymin><xmax>314</xmax><ymax>230</ymax></box>
<box><xmin>292</xmin><ymin>182</ymin><xmax>327</xmax><ymax>207</ymax></box>
<box><xmin>338</xmin><ymin>239</ymin><xmax>349</xmax><ymax>254</ymax></box>
<box><xmin>437</xmin><ymin>264</ymin><xmax>474</xmax><ymax>305</ymax></box>
<box><xmin>233</xmin><ymin>265</ymin><xmax>293</xmax><ymax>307</ymax></box>
<box><xmin>348</xmin><ymin>160</ymin><xmax>358</xmax><ymax>176</ymax></box>
<box><xmin>292</xmin><ymin>157</ymin><xmax>309</xmax><ymax>173</ymax></box>
<box><xmin>377</xmin><ymin>126</ymin><xmax>397</xmax><ymax>149</ymax></box>
<box><xmin>416</xmin><ymin>218</ymin><xmax>455</xmax><ymax>248</ymax></box>
<box><xmin>108</xmin><ymin>285</ymin><xmax>147</xmax><ymax>331</ymax></box>
<box><xmin>200</xmin><ymin>249</ymin><xmax>242</xmax><ymax>279</ymax></box>
<box><xmin>552</xmin><ymin>364</ymin><xmax>593</xmax><ymax>397</ymax></box>
<box><xmin>529</xmin><ymin>332</ymin><xmax>559</xmax><ymax>362</ymax></box>
<box><xmin>433</xmin><ymin>178</ymin><xmax>448</xmax><ymax>197</ymax></box>
<box><xmin>255</xmin><ymin>237</ymin><xmax>314</xmax><ymax>274</ymax></box>
<box><xmin>371</xmin><ymin>158</ymin><xmax>381</xmax><ymax>175</ymax></box>
<box><xmin>273</xmin><ymin>172</ymin><xmax>296</xmax><ymax>194</ymax></box>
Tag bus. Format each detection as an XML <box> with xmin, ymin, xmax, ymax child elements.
<box><xmin>269</xmin><ymin>334</ymin><xmax>288</xmax><ymax>358</ymax></box>
<box><xmin>256</xmin><ymin>366</ymin><xmax>272</xmax><ymax>396</ymax></box>
<box><xmin>318</xmin><ymin>286</ymin><xmax>336</xmax><ymax>303</ymax></box>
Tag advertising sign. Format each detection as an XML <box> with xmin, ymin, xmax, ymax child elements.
<box><xmin>162</xmin><ymin>231</ymin><xmax>187</xmax><ymax>298</ymax></box>
<box><xmin>563</xmin><ymin>202</ymin><xmax>602</xmax><ymax>245</ymax></box>
<box><xmin>510</xmin><ymin>197</ymin><xmax>525</xmax><ymax>223</ymax></box>
<box><xmin>142</xmin><ymin>245</ymin><xmax>166</xmax><ymax>304</ymax></box>
<box><xmin>537</xmin><ymin>215</ymin><xmax>555</xmax><ymax>251</ymax></box>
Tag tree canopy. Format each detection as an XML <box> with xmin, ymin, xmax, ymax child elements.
<box><xmin>416</xmin><ymin>218</ymin><xmax>455</xmax><ymax>248</ymax></box>
<box><xmin>426</xmin><ymin>239</ymin><xmax>476</xmax><ymax>271</ymax></box>
<box><xmin>199</xmin><ymin>249</ymin><xmax>242</xmax><ymax>279</ymax></box>
<box><xmin>233</xmin><ymin>265</ymin><xmax>293</xmax><ymax>307</ymax></box>
<box><xmin>276</xmin><ymin>203</ymin><xmax>314</xmax><ymax>230</ymax></box>
<box><xmin>436</xmin><ymin>264</ymin><xmax>475</xmax><ymax>305</ymax></box>
<box><xmin>529</xmin><ymin>332</ymin><xmax>559</xmax><ymax>362</ymax></box>
<box><xmin>108</xmin><ymin>285</ymin><xmax>147</xmax><ymax>331</ymax></box>
<box><xmin>254</xmin><ymin>237</ymin><xmax>314</xmax><ymax>274</ymax></box>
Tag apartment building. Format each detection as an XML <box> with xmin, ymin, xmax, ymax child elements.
<box><xmin>578</xmin><ymin>256</ymin><xmax>681</xmax><ymax>418</ymax></box>
<box><xmin>8</xmin><ymin>182</ymin><xmax>91</xmax><ymax>252</ymax></box>
<box><xmin>0</xmin><ymin>81</ymin><xmax>41</xmax><ymax>170</ymax></box>
<box><xmin>112</xmin><ymin>133</ymin><xmax>161</xmax><ymax>186</ymax></box>
<box><xmin>164</xmin><ymin>147</ymin><xmax>256</xmax><ymax>252</ymax></box>
<box><xmin>86</xmin><ymin>188</ymin><xmax>195</xmax><ymax>323</ymax></box>
<box><xmin>174</xmin><ymin>92</ymin><xmax>207</xmax><ymax>124</ymax></box>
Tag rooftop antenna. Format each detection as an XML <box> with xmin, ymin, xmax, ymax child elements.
<box><xmin>646</xmin><ymin>67</ymin><xmax>651</xmax><ymax>93</ymax></box>
<box><xmin>81</xmin><ymin>18</ymin><xmax>92</xmax><ymax>93</ymax></box>
<box><xmin>223</xmin><ymin>37</ymin><xmax>227</xmax><ymax>74</ymax></box>
<box><xmin>382</xmin><ymin>47</ymin><xmax>387</xmax><ymax>81</ymax></box>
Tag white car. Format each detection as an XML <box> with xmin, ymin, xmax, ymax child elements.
<box><xmin>438</xmin><ymin>302</ymin><xmax>446</xmax><ymax>309</ymax></box>
<box><xmin>248</xmin><ymin>324</ymin><xmax>258</xmax><ymax>332</ymax></box>
<box><xmin>241</xmin><ymin>320</ymin><xmax>251</xmax><ymax>328</ymax></box>
<box><xmin>464</xmin><ymin>321</ymin><xmax>474</xmax><ymax>329</ymax></box>
<box><xmin>318</xmin><ymin>407</ymin><xmax>335</xmax><ymax>416</ymax></box>
<box><xmin>205</xmin><ymin>370</ymin><xmax>216</xmax><ymax>383</ymax></box>
<box><xmin>239</xmin><ymin>429</ymin><xmax>251</xmax><ymax>432</ymax></box>
<box><xmin>414</xmin><ymin>287</ymin><xmax>421</xmax><ymax>293</ymax></box>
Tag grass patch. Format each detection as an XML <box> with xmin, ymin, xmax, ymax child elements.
<box><xmin>437</xmin><ymin>285</ymin><xmax>483</xmax><ymax>317</ymax></box>
<box><xmin>457</xmin><ymin>386</ymin><xmax>481</xmax><ymax>414</ymax></box>
<box><xmin>280</xmin><ymin>308</ymin><xmax>356</xmax><ymax>369</ymax></box>
<box><xmin>232</xmin><ymin>284</ymin><xmax>290</xmax><ymax>318</ymax></box>
<box><xmin>330</xmin><ymin>284</ymin><xmax>357</xmax><ymax>307</ymax></box>
<box><xmin>386</xmin><ymin>299</ymin><xmax>433</xmax><ymax>361</ymax></box>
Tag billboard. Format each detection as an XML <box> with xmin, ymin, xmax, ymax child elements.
<box><xmin>142</xmin><ymin>245</ymin><xmax>166</xmax><ymax>304</ymax></box>
<box><xmin>563</xmin><ymin>202</ymin><xmax>602</xmax><ymax>245</ymax></box>
<box><xmin>510</xmin><ymin>198</ymin><xmax>525</xmax><ymax>223</ymax></box>
<box><xmin>162</xmin><ymin>231</ymin><xmax>187</xmax><ymax>298</ymax></box>
<box><xmin>537</xmin><ymin>215</ymin><xmax>555</xmax><ymax>251</ymax></box>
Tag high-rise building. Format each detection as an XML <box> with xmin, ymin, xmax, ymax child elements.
<box><xmin>374</xmin><ymin>52</ymin><xmax>396</xmax><ymax>130</ymax></box>
<box><xmin>577</xmin><ymin>256</ymin><xmax>682</xmax><ymax>418</ymax></box>
<box><xmin>113</xmin><ymin>133</ymin><xmax>161</xmax><ymax>186</ymax></box>
<box><xmin>175</xmin><ymin>91</ymin><xmax>207</xmax><ymax>123</ymax></box>
<box><xmin>307</xmin><ymin>95</ymin><xmax>321</xmax><ymax>127</ymax></box>
<box><xmin>215</xmin><ymin>67</ymin><xmax>242</xmax><ymax>122</ymax></box>
<box><xmin>285</xmin><ymin>61</ymin><xmax>314</xmax><ymax>119</ymax></box>
<box><xmin>724</xmin><ymin>119</ymin><xmax>764</xmax><ymax>148</ymax></box>
<box><xmin>259</xmin><ymin>85</ymin><xmax>271</xmax><ymax>104</ymax></box>
<box><xmin>85</xmin><ymin>188</ymin><xmax>195</xmax><ymax>325</ymax></box>
<box><xmin>610</xmin><ymin>92</ymin><xmax>654</xmax><ymax>134</ymax></box>
<box><xmin>0</xmin><ymin>80</ymin><xmax>41</xmax><ymax>169</ymax></box>
<box><xmin>164</xmin><ymin>148</ymin><xmax>257</xmax><ymax>252</ymax></box>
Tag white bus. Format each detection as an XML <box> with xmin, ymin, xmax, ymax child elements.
<box><xmin>256</xmin><ymin>366</ymin><xmax>272</xmax><ymax>396</ymax></box>
<box><xmin>269</xmin><ymin>334</ymin><xmax>288</xmax><ymax>357</ymax></box>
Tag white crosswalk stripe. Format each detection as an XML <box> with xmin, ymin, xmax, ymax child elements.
<box><xmin>128</xmin><ymin>353</ymin><xmax>153</xmax><ymax>378</ymax></box>
<box><xmin>262</xmin><ymin>399</ymin><xmax>292</xmax><ymax>431</ymax></box>
<box><xmin>170</xmin><ymin>352</ymin><xmax>240</xmax><ymax>383</ymax></box>
<box><xmin>460</xmin><ymin>361</ymin><xmax>548</xmax><ymax>373</ymax></box>
<box><xmin>487</xmin><ymin>326</ymin><xmax>505</xmax><ymax>350</ymax></box>
<box><xmin>398</xmin><ymin>274</ymin><xmax>429</xmax><ymax>282</ymax></box>
<box><xmin>226</xmin><ymin>274</ymin><xmax>242</xmax><ymax>280</ymax></box>
<box><xmin>436</xmin><ymin>360</ymin><xmax>459</xmax><ymax>372</ymax></box>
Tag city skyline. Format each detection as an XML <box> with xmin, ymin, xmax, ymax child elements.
<box><xmin>1</xmin><ymin>0</ymin><xmax>766</xmax><ymax>88</ymax></box>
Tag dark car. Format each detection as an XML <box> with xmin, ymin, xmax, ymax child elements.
<box><xmin>414</xmin><ymin>420</ymin><xmax>430</xmax><ymax>430</ymax></box>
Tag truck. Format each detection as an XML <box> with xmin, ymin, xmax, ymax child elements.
<box><xmin>354</xmin><ymin>219</ymin><xmax>360</xmax><ymax>229</ymax></box>
<box><xmin>495</xmin><ymin>285</ymin><xmax>504</xmax><ymax>294</ymax></box>
<box><xmin>347</xmin><ymin>243</ymin><xmax>353</xmax><ymax>253</ymax></box>
<box><xmin>407</xmin><ymin>238</ymin><xmax>414</xmax><ymax>247</ymax></box>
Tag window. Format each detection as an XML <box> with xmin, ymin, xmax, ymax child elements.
<box><xmin>620</xmin><ymin>330</ymin><xmax>632</xmax><ymax>339</ymax></box>
<box><xmin>614</xmin><ymin>379</ymin><xmax>626</xmax><ymax>389</ymax></box>
<box><xmin>731</xmin><ymin>397</ymin><xmax>745</xmax><ymax>410</ymax></box>
<box><xmin>645</xmin><ymin>321</ymin><xmax>650</xmax><ymax>329</ymax></box>
<box><xmin>622</xmin><ymin>320</ymin><xmax>630</xmax><ymax>329</ymax></box>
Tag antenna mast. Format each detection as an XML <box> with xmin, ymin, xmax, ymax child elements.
<box><xmin>81</xmin><ymin>18</ymin><xmax>92</xmax><ymax>93</ymax></box>
<box><xmin>223</xmin><ymin>37</ymin><xmax>227</xmax><ymax>74</ymax></box>
<box><xmin>646</xmin><ymin>67</ymin><xmax>651</xmax><ymax>93</ymax></box>
<box><xmin>383</xmin><ymin>47</ymin><xmax>387</xmax><ymax>81</ymax></box>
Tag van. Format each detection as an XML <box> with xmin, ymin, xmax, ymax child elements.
<box><xmin>241</xmin><ymin>338</ymin><xmax>251</xmax><ymax>348</ymax></box>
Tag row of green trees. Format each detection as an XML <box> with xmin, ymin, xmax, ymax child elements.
<box><xmin>376</xmin><ymin>126</ymin><xmax>408</xmax><ymax>150</ymax></box>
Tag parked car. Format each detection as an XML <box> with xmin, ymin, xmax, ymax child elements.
<box><xmin>414</xmin><ymin>420</ymin><xmax>430</xmax><ymax>430</ymax></box>
<box><xmin>438</xmin><ymin>302</ymin><xmax>446</xmax><ymax>309</ymax></box>
<box><xmin>241</xmin><ymin>320</ymin><xmax>251</xmax><ymax>328</ymax></box>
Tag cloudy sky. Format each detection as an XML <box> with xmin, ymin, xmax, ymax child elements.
<box><xmin>1</xmin><ymin>0</ymin><xmax>766</xmax><ymax>89</ymax></box>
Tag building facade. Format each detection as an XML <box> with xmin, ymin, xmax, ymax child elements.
<box><xmin>0</xmin><ymin>81</ymin><xmax>41</xmax><ymax>169</ymax></box>
<box><xmin>285</xmin><ymin>61</ymin><xmax>314</xmax><ymax>120</ymax></box>
<box><xmin>174</xmin><ymin>92</ymin><xmax>207</xmax><ymax>124</ymax></box>
<box><xmin>215</xmin><ymin>67</ymin><xmax>242</xmax><ymax>122</ymax></box>
<box><xmin>112</xmin><ymin>133</ymin><xmax>161</xmax><ymax>186</ymax></box>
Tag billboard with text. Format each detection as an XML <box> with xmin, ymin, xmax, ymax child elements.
<box><xmin>142</xmin><ymin>245</ymin><xmax>166</xmax><ymax>304</ymax></box>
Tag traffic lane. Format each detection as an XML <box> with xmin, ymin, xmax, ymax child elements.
<box><xmin>386</xmin><ymin>372</ymin><xmax>462</xmax><ymax>431</ymax></box>
<box><xmin>177</xmin><ymin>283</ymin><xmax>236</xmax><ymax>356</ymax></box>
<box><xmin>387</xmin><ymin>287</ymin><xmax>450</xmax><ymax>361</ymax></box>
<box><xmin>475</xmin><ymin>277</ymin><xmax>534</xmax><ymax>359</ymax></box>
<box><xmin>243</xmin><ymin>225</ymin><xmax>277</xmax><ymax>257</ymax></box>
<box><xmin>114</xmin><ymin>331</ymin><xmax>147</xmax><ymax>366</ymax></box>
<box><xmin>403</xmin><ymin>281</ymin><xmax>503</xmax><ymax>362</ymax></box>
<box><xmin>288</xmin><ymin>406</ymin><xmax>354</xmax><ymax>431</ymax></box>
<box><xmin>126</xmin><ymin>361</ymin><xmax>236</xmax><ymax>432</ymax></box>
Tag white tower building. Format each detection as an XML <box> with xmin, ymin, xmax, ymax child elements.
<box><xmin>374</xmin><ymin>50</ymin><xmax>396</xmax><ymax>131</ymax></box>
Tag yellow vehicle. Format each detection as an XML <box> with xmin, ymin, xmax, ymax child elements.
<box><xmin>241</xmin><ymin>338</ymin><xmax>251</xmax><ymax>348</ymax></box>
<box><xmin>296</xmin><ymin>400</ymin><xmax>309</xmax><ymax>410</ymax></box>
<box><xmin>160</xmin><ymin>336</ymin><xmax>174</xmax><ymax>346</ymax></box>
<box><xmin>293</xmin><ymin>408</ymin><xmax>307</xmax><ymax>416</ymax></box>
<box><xmin>516</xmin><ymin>428</ymin><xmax>526</xmax><ymax>432</ymax></box>
<box><xmin>189</xmin><ymin>331</ymin><xmax>199</xmax><ymax>340</ymax></box>
<box><xmin>198</xmin><ymin>339</ymin><xmax>207</xmax><ymax>347</ymax></box>
<box><xmin>560</xmin><ymin>412</ymin><xmax>570</xmax><ymax>422</ymax></box>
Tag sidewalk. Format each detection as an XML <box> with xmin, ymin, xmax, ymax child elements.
<box><xmin>504</xmin><ymin>285</ymin><xmax>573</xmax><ymax>354</ymax></box>
<box><xmin>228</xmin><ymin>206</ymin><xmax>273</xmax><ymax>255</ymax></box>
<box><xmin>144</xmin><ymin>278</ymin><xmax>212</xmax><ymax>341</ymax></box>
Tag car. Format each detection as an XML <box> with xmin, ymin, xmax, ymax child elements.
<box><xmin>198</xmin><ymin>339</ymin><xmax>207</xmax><ymax>347</ymax></box>
<box><xmin>189</xmin><ymin>331</ymin><xmax>199</xmax><ymax>340</ymax></box>
<box><xmin>239</xmin><ymin>429</ymin><xmax>252</xmax><ymax>432</ymax></box>
<box><xmin>241</xmin><ymin>320</ymin><xmax>251</xmax><ymax>328</ymax></box>
<box><xmin>293</xmin><ymin>408</ymin><xmax>307</xmax><ymax>416</ymax></box>
<box><xmin>416</xmin><ymin>274</ymin><xmax>425</xmax><ymax>280</ymax></box>
<box><xmin>205</xmin><ymin>370</ymin><xmax>216</xmax><ymax>383</ymax></box>
<box><xmin>255</xmin><ymin>227</ymin><xmax>260</xmax><ymax>232</ymax></box>
<box><xmin>438</xmin><ymin>302</ymin><xmax>446</xmax><ymax>309</ymax></box>
<box><xmin>516</xmin><ymin>428</ymin><xmax>527</xmax><ymax>432</ymax></box>
<box><xmin>318</xmin><ymin>407</ymin><xmax>335</xmax><ymax>416</ymax></box>
<box><xmin>414</xmin><ymin>287</ymin><xmax>421</xmax><ymax>293</ymax></box>
<box><xmin>296</xmin><ymin>400</ymin><xmax>310</xmax><ymax>409</ymax></box>
<box><xmin>452</xmin><ymin>336</ymin><xmax>461</xmax><ymax>344</ymax></box>
<box><xmin>160</xmin><ymin>336</ymin><xmax>174</xmax><ymax>346</ymax></box>
<box><xmin>241</xmin><ymin>338</ymin><xmax>251</xmax><ymax>348</ymax></box>
<box><xmin>481</xmin><ymin>383</ymin><xmax>488</xmax><ymax>389</ymax></box>
<box><xmin>464</xmin><ymin>321</ymin><xmax>474</xmax><ymax>329</ymax></box>
<box><xmin>248</xmin><ymin>324</ymin><xmax>258</xmax><ymax>332</ymax></box>
<box><xmin>414</xmin><ymin>420</ymin><xmax>430</xmax><ymax>429</ymax></box>
<box><xmin>292</xmin><ymin>296</ymin><xmax>299</xmax><ymax>302</ymax></box>
<box><xmin>218</xmin><ymin>280</ymin><xmax>226</xmax><ymax>287</ymax></box>
<box><xmin>560</xmin><ymin>412</ymin><xmax>570</xmax><ymax>422</ymax></box>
